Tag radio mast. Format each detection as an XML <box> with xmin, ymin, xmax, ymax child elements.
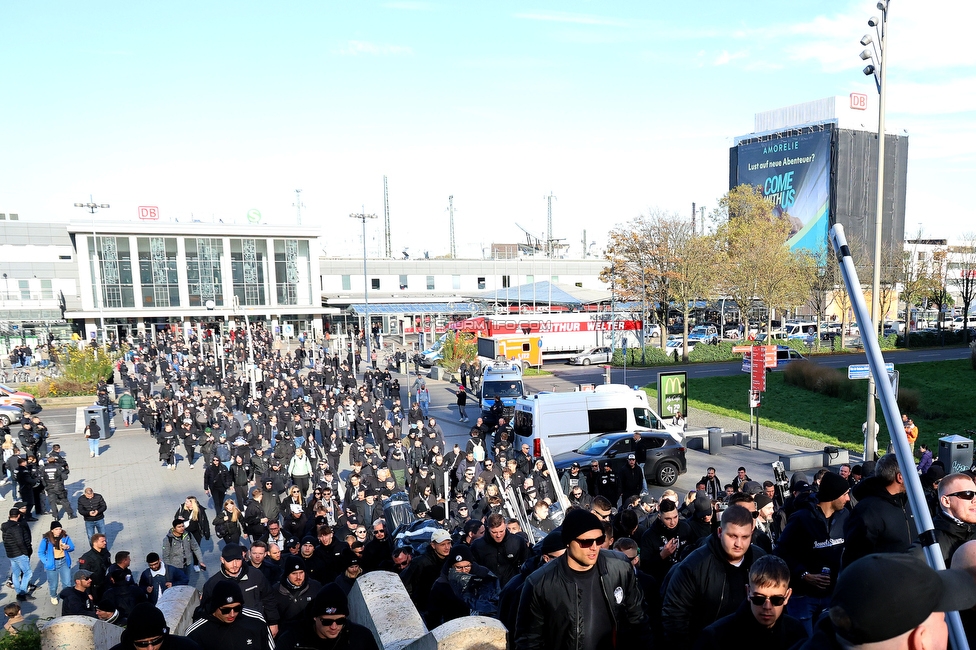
<box><xmin>383</xmin><ymin>176</ymin><xmax>392</xmax><ymax>258</ymax></box>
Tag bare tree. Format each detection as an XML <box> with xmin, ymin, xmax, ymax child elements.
<box><xmin>927</xmin><ymin>247</ymin><xmax>954</xmax><ymax>332</ymax></box>
<box><xmin>951</xmin><ymin>233</ymin><xmax>976</xmax><ymax>342</ymax></box>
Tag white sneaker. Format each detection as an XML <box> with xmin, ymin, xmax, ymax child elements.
<box><xmin>50</xmin><ymin>597</ymin><xmax>58</xmax><ymax>605</ymax></box>
<box><xmin>188</xmin><ymin>465</ymin><xmax>194</xmax><ymax>469</ymax></box>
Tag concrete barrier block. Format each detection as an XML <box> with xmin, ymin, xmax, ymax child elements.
<box><xmin>779</xmin><ymin>452</ymin><xmax>825</xmax><ymax>471</ymax></box>
<box><xmin>349</xmin><ymin>571</ymin><xmax>427</xmax><ymax>650</ymax></box>
<box><xmin>405</xmin><ymin>616</ymin><xmax>507</xmax><ymax>650</ymax></box>
<box><xmin>156</xmin><ymin>585</ymin><xmax>201</xmax><ymax>635</ymax></box>
<box><xmin>41</xmin><ymin>615</ymin><xmax>122</xmax><ymax>650</ymax></box>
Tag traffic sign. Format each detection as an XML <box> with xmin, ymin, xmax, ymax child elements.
<box><xmin>732</xmin><ymin>345</ymin><xmax>753</xmax><ymax>354</ymax></box>
<box><xmin>751</xmin><ymin>348</ymin><xmax>766</xmax><ymax>392</ymax></box>
<box><xmin>848</xmin><ymin>363</ymin><xmax>894</xmax><ymax>380</ymax></box>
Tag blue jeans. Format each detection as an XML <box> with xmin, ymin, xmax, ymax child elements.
<box><xmin>420</xmin><ymin>402</ymin><xmax>429</xmax><ymax>418</ymax></box>
<box><xmin>10</xmin><ymin>555</ymin><xmax>31</xmax><ymax>596</ymax></box>
<box><xmin>85</xmin><ymin>519</ymin><xmax>106</xmax><ymax>541</ymax></box>
<box><xmin>47</xmin><ymin>557</ymin><xmax>72</xmax><ymax>598</ymax></box>
<box><xmin>88</xmin><ymin>438</ymin><xmax>100</xmax><ymax>456</ymax></box>
<box><xmin>787</xmin><ymin>594</ymin><xmax>831</xmax><ymax>637</ymax></box>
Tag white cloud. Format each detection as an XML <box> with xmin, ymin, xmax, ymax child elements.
<box><xmin>336</xmin><ymin>40</ymin><xmax>413</xmax><ymax>56</ymax></box>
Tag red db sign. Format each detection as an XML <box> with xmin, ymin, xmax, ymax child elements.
<box><xmin>850</xmin><ymin>93</ymin><xmax>868</xmax><ymax>110</ymax></box>
<box><xmin>138</xmin><ymin>206</ymin><xmax>160</xmax><ymax>220</ymax></box>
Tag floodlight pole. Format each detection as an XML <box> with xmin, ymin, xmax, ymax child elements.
<box><xmin>831</xmin><ymin>224</ymin><xmax>969</xmax><ymax>650</ymax></box>
<box><xmin>350</xmin><ymin>210</ymin><xmax>378</xmax><ymax>371</ymax></box>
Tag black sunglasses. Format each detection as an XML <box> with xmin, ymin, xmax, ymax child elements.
<box><xmin>948</xmin><ymin>491</ymin><xmax>976</xmax><ymax>501</ymax></box>
<box><xmin>218</xmin><ymin>604</ymin><xmax>244</xmax><ymax>615</ymax></box>
<box><xmin>573</xmin><ymin>534</ymin><xmax>606</xmax><ymax>548</ymax></box>
<box><xmin>749</xmin><ymin>593</ymin><xmax>788</xmax><ymax>607</ymax></box>
<box><xmin>316</xmin><ymin>616</ymin><xmax>347</xmax><ymax>627</ymax></box>
<box><xmin>132</xmin><ymin>637</ymin><xmax>165</xmax><ymax>648</ymax></box>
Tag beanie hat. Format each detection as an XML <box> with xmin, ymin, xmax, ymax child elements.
<box><xmin>50</xmin><ymin>520</ymin><xmax>63</xmax><ymax>530</ymax></box>
<box><xmin>307</xmin><ymin>583</ymin><xmax>349</xmax><ymax>617</ymax></box>
<box><xmin>561</xmin><ymin>509</ymin><xmax>603</xmax><ymax>545</ymax></box>
<box><xmin>448</xmin><ymin>545</ymin><xmax>473</xmax><ymax>566</ymax></box>
<box><xmin>341</xmin><ymin>548</ymin><xmax>361</xmax><ymax>569</ymax></box>
<box><xmin>754</xmin><ymin>494</ymin><xmax>774</xmax><ymax>511</ymax></box>
<box><xmin>817</xmin><ymin>472</ymin><xmax>850</xmax><ymax>503</ymax></box>
<box><xmin>210</xmin><ymin>580</ymin><xmax>244</xmax><ymax>609</ymax></box>
<box><xmin>429</xmin><ymin>505</ymin><xmax>445</xmax><ymax>521</ymax></box>
<box><xmin>282</xmin><ymin>555</ymin><xmax>305</xmax><ymax>575</ymax></box>
<box><xmin>540</xmin><ymin>529</ymin><xmax>567</xmax><ymax>555</ymax></box>
<box><xmin>693</xmin><ymin>491</ymin><xmax>713</xmax><ymax>518</ymax></box>
<box><xmin>122</xmin><ymin>603</ymin><xmax>168</xmax><ymax>643</ymax></box>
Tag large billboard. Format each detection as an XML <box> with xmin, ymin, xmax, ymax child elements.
<box><xmin>733</xmin><ymin>130</ymin><xmax>831</xmax><ymax>251</ymax></box>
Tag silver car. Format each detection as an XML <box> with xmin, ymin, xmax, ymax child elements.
<box><xmin>0</xmin><ymin>404</ymin><xmax>23</xmax><ymax>428</ymax></box>
<box><xmin>569</xmin><ymin>347</ymin><xmax>612</xmax><ymax>365</ymax></box>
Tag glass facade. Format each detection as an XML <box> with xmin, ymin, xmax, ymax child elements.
<box><xmin>186</xmin><ymin>237</ymin><xmax>223</xmax><ymax>307</ymax></box>
<box><xmin>231</xmin><ymin>238</ymin><xmax>268</xmax><ymax>306</ymax></box>
<box><xmin>138</xmin><ymin>237</ymin><xmax>180</xmax><ymax>308</ymax></box>
<box><xmin>90</xmin><ymin>236</ymin><xmax>134</xmax><ymax>308</ymax></box>
<box><xmin>274</xmin><ymin>239</ymin><xmax>310</xmax><ymax>306</ymax></box>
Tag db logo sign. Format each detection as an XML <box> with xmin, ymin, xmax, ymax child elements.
<box><xmin>850</xmin><ymin>93</ymin><xmax>868</xmax><ymax>110</ymax></box>
<box><xmin>138</xmin><ymin>206</ymin><xmax>160</xmax><ymax>220</ymax></box>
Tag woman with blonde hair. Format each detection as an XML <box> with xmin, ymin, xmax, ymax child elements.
<box><xmin>213</xmin><ymin>498</ymin><xmax>242</xmax><ymax>547</ymax></box>
<box><xmin>174</xmin><ymin>496</ymin><xmax>211</xmax><ymax>548</ymax></box>
<box><xmin>288</xmin><ymin>447</ymin><xmax>313</xmax><ymax>497</ymax></box>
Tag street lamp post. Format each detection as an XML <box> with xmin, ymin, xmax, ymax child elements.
<box><xmin>859</xmin><ymin>1</ymin><xmax>889</xmax><ymax>462</ymax></box>
<box><xmin>73</xmin><ymin>196</ymin><xmax>110</xmax><ymax>350</ymax></box>
<box><xmin>350</xmin><ymin>210</ymin><xmax>378</xmax><ymax>372</ymax></box>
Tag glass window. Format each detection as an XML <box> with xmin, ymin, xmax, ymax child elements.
<box><xmin>502</xmin><ymin>275</ymin><xmax>511</xmax><ymax>288</ymax></box>
<box><xmin>138</xmin><ymin>237</ymin><xmax>180</xmax><ymax>308</ymax></box>
<box><xmin>551</xmin><ymin>275</ymin><xmax>559</xmax><ymax>283</ymax></box>
<box><xmin>399</xmin><ymin>275</ymin><xmax>408</xmax><ymax>290</ymax></box>
<box><xmin>90</xmin><ymin>236</ymin><xmax>135</xmax><ymax>308</ymax></box>
<box><xmin>274</xmin><ymin>239</ymin><xmax>310</xmax><ymax>306</ymax></box>
<box><xmin>341</xmin><ymin>275</ymin><xmax>351</xmax><ymax>291</ymax></box>
<box><xmin>587</xmin><ymin>408</ymin><xmax>627</xmax><ymax>434</ymax></box>
<box><xmin>231</xmin><ymin>238</ymin><xmax>268</xmax><ymax>306</ymax></box>
<box><xmin>526</xmin><ymin>275</ymin><xmax>534</xmax><ymax>284</ymax></box>
<box><xmin>18</xmin><ymin>280</ymin><xmax>29</xmax><ymax>300</ymax></box>
<box><xmin>452</xmin><ymin>275</ymin><xmax>461</xmax><ymax>290</ymax></box>
<box><xmin>477</xmin><ymin>277</ymin><xmax>486</xmax><ymax>290</ymax></box>
<box><xmin>426</xmin><ymin>276</ymin><xmax>435</xmax><ymax>290</ymax></box>
<box><xmin>40</xmin><ymin>280</ymin><xmax>53</xmax><ymax>300</ymax></box>
<box><xmin>371</xmin><ymin>278</ymin><xmax>380</xmax><ymax>290</ymax></box>
<box><xmin>186</xmin><ymin>238</ymin><xmax>223</xmax><ymax>307</ymax></box>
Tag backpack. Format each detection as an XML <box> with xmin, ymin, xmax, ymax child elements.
<box><xmin>471</xmin><ymin>438</ymin><xmax>486</xmax><ymax>462</ymax></box>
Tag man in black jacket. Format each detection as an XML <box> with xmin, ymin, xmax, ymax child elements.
<box><xmin>693</xmin><ymin>555</ymin><xmax>805</xmax><ymax>650</ymax></box>
<box><xmin>60</xmin><ymin>570</ymin><xmax>96</xmax><ymax>617</ymax></box>
<box><xmin>618</xmin><ymin>454</ymin><xmax>644</xmax><ymax>504</ymax></box>
<box><xmin>661</xmin><ymin>504</ymin><xmax>766</xmax><ymax>645</ymax></box>
<box><xmin>515</xmin><ymin>509</ymin><xmax>650</xmax><ymax>650</ymax></box>
<box><xmin>471</xmin><ymin>513</ymin><xmax>529</xmax><ymax>587</ymax></box>
<box><xmin>842</xmin><ymin>452</ymin><xmax>918</xmax><ymax>568</ymax></box>
<box><xmin>638</xmin><ymin>498</ymin><xmax>694</xmax><ymax>581</ymax></box>
<box><xmin>77</xmin><ymin>487</ymin><xmax>108</xmax><ymax>541</ymax></box>
<box><xmin>401</xmin><ymin>528</ymin><xmax>452</xmax><ymax>615</ymax></box>
<box><xmin>1</xmin><ymin>508</ymin><xmax>33</xmax><ymax>601</ymax></box>
<box><xmin>774</xmin><ymin>470</ymin><xmax>850</xmax><ymax>636</ymax></box>
<box><xmin>77</xmin><ymin>533</ymin><xmax>112</xmax><ymax>600</ymax></box>
<box><xmin>931</xmin><ymin>472</ymin><xmax>976</xmax><ymax>567</ymax></box>
<box><xmin>200</xmin><ymin>544</ymin><xmax>279</xmax><ymax>635</ymax></box>
<box><xmin>186</xmin><ymin>580</ymin><xmax>273</xmax><ymax>649</ymax></box>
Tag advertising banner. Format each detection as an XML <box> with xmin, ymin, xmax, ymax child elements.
<box><xmin>735</xmin><ymin>130</ymin><xmax>831</xmax><ymax>251</ymax></box>
<box><xmin>657</xmin><ymin>371</ymin><xmax>688</xmax><ymax>419</ymax></box>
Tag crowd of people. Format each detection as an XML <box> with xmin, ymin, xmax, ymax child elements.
<box><xmin>3</xmin><ymin>323</ymin><xmax>976</xmax><ymax>650</ymax></box>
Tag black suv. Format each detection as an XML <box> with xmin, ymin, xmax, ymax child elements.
<box><xmin>552</xmin><ymin>431</ymin><xmax>687</xmax><ymax>487</ymax></box>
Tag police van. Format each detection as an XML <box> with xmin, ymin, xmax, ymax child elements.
<box><xmin>479</xmin><ymin>359</ymin><xmax>526</xmax><ymax>422</ymax></box>
<box><xmin>512</xmin><ymin>384</ymin><xmax>681</xmax><ymax>457</ymax></box>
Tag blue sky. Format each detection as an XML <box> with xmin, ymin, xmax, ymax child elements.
<box><xmin>1</xmin><ymin>1</ymin><xmax>973</xmax><ymax>257</ymax></box>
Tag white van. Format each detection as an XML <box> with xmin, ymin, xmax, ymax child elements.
<box><xmin>784</xmin><ymin>321</ymin><xmax>818</xmax><ymax>339</ymax></box>
<box><xmin>512</xmin><ymin>385</ymin><xmax>681</xmax><ymax>457</ymax></box>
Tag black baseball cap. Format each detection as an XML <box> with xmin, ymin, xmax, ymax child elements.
<box><xmin>830</xmin><ymin>553</ymin><xmax>976</xmax><ymax>644</ymax></box>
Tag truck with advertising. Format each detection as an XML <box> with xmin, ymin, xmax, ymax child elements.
<box><xmin>479</xmin><ymin>359</ymin><xmax>526</xmax><ymax>423</ymax></box>
<box><xmin>512</xmin><ymin>384</ymin><xmax>682</xmax><ymax>457</ymax></box>
<box><xmin>476</xmin><ymin>335</ymin><xmax>542</xmax><ymax>369</ymax></box>
<box><xmin>452</xmin><ymin>313</ymin><xmax>642</xmax><ymax>362</ymax></box>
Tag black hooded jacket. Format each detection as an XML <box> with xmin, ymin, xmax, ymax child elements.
<box><xmin>932</xmin><ymin>508</ymin><xmax>976</xmax><ymax>566</ymax></box>
<box><xmin>842</xmin><ymin>475</ymin><xmax>917</xmax><ymax>568</ymax></box>
<box><xmin>775</xmin><ymin>499</ymin><xmax>849</xmax><ymax>596</ymax></box>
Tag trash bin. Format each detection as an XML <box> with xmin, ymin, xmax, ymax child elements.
<box><xmin>938</xmin><ymin>435</ymin><xmax>973</xmax><ymax>474</ymax></box>
<box><xmin>84</xmin><ymin>405</ymin><xmax>111</xmax><ymax>440</ymax></box>
<box><xmin>708</xmin><ymin>427</ymin><xmax>724</xmax><ymax>455</ymax></box>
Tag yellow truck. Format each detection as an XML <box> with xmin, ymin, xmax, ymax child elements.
<box><xmin>477</xmin><ymin>335</ymin><xmax>543</xmax><ymax>369</ymax></box>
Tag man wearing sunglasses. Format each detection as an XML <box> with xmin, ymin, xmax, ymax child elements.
<box><xmin>515</xmin><ymin>509</ymin><xmax>650</xmax><ymax>650</ymax></box>
<box><xmin>694</xmin><ymin>555</ymin><xmax>804</xmax><ymax>650</ymax></box>
<box><xmin>932</xmin><ymin>473</ymin><xmax>976</xmax><ymax>566</ymax></box>
<box><xmin>275</xmin><ymin>583</ymin><xmax>378</xmax><ymax>650</ymax></box>
<box><xmin>109</xmin><ymin>602</ymin><xmax>199</xmax><ymax>650</ymax></box>
<box><xmin>186</xmin><ymin>580</ymin><xmax>273</xmax><ymax>649</ymax></box>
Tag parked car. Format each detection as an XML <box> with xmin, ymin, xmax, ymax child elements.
<box><xmin>754</xmin><ymin>330</ymin><xmax>789</xmax><ymax>344</ymax></box>
<box><xmin>664</xmin><ymin>336</ymin><xmax>696</xmax><ymax>358</ymax></box>
<box><xmin>644</xmin><ymin>324</ymin><xmax>662</xmax><ymax>338</ymax></box>
<box><xmin>552</xmin><ymin>431</ymin><xmax>687</xmax><ymax>487</ymax></box>
<box><xmin>0</xmin><ymin>404</ymin><xmax>23</xmax><ymax>428</ymax></box>
<box><xmin>0</xmin><ymin>384</ymin><xmax>40</xmax><ymax>414</ymax></box>
<box><xmin>568</xmin><ymin>347</ymin><xmax>612</xmax><ymax>366</ymax></box>
<box><xmin>687</xmin><ymin>325</ymin><xmax>719</xmax><ymax>345</ymax></box>
<box><xmin>741</xmin><ymin>346</ymin><xmax>806</xmax><ymax>373</ymax></box>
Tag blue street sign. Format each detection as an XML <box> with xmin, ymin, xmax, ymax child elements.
<box><xmin>848</xmin><ymin>362</ymin><xmax>894</xmax><ymax>380</ymax></box>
